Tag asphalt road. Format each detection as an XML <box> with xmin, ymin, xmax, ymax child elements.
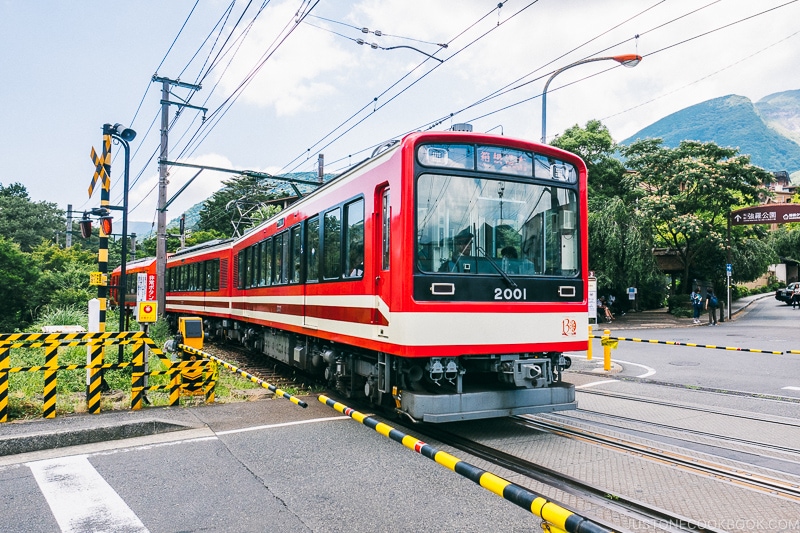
<box><xmin>592</xmin><ymin>295</ymin><xmax>800</xmax><ymax>398</ymax></box>
<box><xmin>0</xmin><ymin>400</ymin><xmax>542</xmax><ymax>533</ymax></box>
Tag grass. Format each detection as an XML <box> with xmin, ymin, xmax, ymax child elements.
<box><xmin>2</xmin><ymin>312</ymin><xmax>305</xmax><ymax>422</ymax></box>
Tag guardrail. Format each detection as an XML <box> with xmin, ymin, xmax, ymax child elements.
<box><xmin>0</xmin><ymin>331</ymin><xmax>215</xmax><ymax>423</ymax></box>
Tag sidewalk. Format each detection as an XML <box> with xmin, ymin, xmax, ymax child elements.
<box><xmin>596</xmin><ymin>291</ymin><xmax>772</xmax><ymax>330</ymax></box>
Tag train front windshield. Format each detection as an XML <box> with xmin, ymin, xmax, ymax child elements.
<box><xmin>415</xmin><ymin>143</ymin><xmax>580</xmax><ymax>278</ymax></box>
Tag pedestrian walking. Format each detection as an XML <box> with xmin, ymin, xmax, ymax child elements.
<box><xmin>690</xmin><ymin>286</ymin><xmax>703</xmax><ymax>324</ymax></box>
<box><xmin>705</xmin><ymin>288</ymin><xmax>719</xmax><ymax>326</ymax></box>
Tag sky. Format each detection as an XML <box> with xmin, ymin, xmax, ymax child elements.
<box><xmin>2</xmin><ymin>0</ymin><xmax>799</xmax><ymax>232</ymax></box>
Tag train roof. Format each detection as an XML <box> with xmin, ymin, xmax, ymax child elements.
<box><xmin>169</xmin><ymin>238</ymin><xmax>234</xmax><ymax>260</ymax></box>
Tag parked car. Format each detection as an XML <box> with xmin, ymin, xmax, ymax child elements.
<box><xmin>775</xmin><ymin>282</ymin><xmax>800</xmax><ymax>304</ymax></box>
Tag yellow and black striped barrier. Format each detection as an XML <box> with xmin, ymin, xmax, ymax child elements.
<box><xmin>178</xmin><ymin>344</ymin><xmax>308</xmax><ymax>408</ymax></box>
<box><xmin>589</xmin><ymin>334</ymin><xmax>784</xmax><ymax>355</ymax></box>
<box><xmin>0</xmin><ymin>331</ymin><xmax>214</xmax><ymax>423</ymax></box>
<box><xmin>318</xmin><ymin>395</ymin><xmax>612</xmax><ymax>533</ymax></box>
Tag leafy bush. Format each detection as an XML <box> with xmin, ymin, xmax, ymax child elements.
<box><xmin>31</xmin><ymin>304</ymin><xmax>88</xmax><ymax>331</ymax></box>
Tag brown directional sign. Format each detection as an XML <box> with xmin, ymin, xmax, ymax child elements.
<box><xmin>730</xmin><ymin>204</ymin><xmax>800</xmax><ymax>226</ymax></box>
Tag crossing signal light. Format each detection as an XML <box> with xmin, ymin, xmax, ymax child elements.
<box><xmin>79</xmin><ymin>215</ymin><xmax>92</xmax><ymax>239</ymax></box>
<box><xmin>100</xmin><ymin>216</ymin><xmax>113</xmax><ymax>236</ymax></box>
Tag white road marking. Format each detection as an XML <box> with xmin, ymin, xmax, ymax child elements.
<box><xmin>615</xmin><ymin>358</ymin><xmax>657</xmax><ymax>378</ymax></box>
<box><xmin>575</xmin><ymin>380</ymin><xmax>618</xmax><ymax>389</ymax></box>
<box><xmin>215</xmin><ymin>415</ymin><xmax>350</xmax><ymax>435</ymax></box>
<box><xmin>782</xmin><ymin>386</ymin><xmax>800</xmax><ymax>392</ymax></box>
<box><xmin>27</xmin><ymin>455</ymin><xmax>148</xmax><ymax>533</ymax></box>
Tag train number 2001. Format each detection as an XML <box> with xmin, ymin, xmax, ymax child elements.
<box><xmin>494</xmin><ymin>287</ymin><xmax>527</xmax><ymax>300</ymax></box>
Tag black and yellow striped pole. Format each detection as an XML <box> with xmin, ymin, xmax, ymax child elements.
<box><xmin>42</xmin><ymin>343</ymin><xmax>58</xmax><ymax>418</ymax></box>
<box><xmin>131</xmin><ymin>340</ymin><xmax>145</xmax><ymax>410</ymax></box>
<box><xmin>0</xmin><ymin>345</ymin><xmax>9</xmax><ymax>423</ymax></box>
<box><xmin>98</xmin><ymin>133</ymin><xmax>111</xmax><ymax>387</ymax></box>
<box><xmin>319</xmin><ymin>396</ymin><xmax>612</xmax><ymax>533</ymax></box>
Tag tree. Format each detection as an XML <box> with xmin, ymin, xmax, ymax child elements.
<box><xmin>552</xmin><ymin>121</ymin><xmax>663</xmax><ymax>305</ymax></box>
<box><xmin>552</xmin><ymin>120</ymin><xmax>628</xmax><ymax>202</ymax></box>
<box><xmin>619</xmin><ymin>139</ymin><xmax>774</xmax><ymax>291</ymax></box>
<box><xmin>28</xmin><ymin>242</ymin><xmax>96</xmax><ymax>313</ymax></box>
<box><xmin>588</xmin><ymin>196</ymin><xmax>664</xmax><ymax>308</ymax></box>
<box><xmin>0</xmin><ymin>182</ymin><xmax>64</xmax><ymax>252</ymax></box>
<box><xmin>198</xmin><ymin>175</ymin><xmax>283</xmax><ymax>236</ymax></box>
<box><xmin>0</xmin><ymin>237</ymin><xmax>39</xmax><ymax>331</ymax></box>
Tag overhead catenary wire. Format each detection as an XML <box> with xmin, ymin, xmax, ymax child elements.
<box><xmin>278</xmin><ymin>0</ymin><xmax>525</xmax><ymax>175</ymax></box>
<box><xmin>126</xmin><ymin>0</ymin><xmax>290</xmax><ymax>218</ymax></box>
<box><xmin>123</xmin><ymin>0</ymin><xmax>798</xmax><ymax>226</ymax></box>
<box><xmin>299</xmin><ymin>0</ymin><xmax>800</xmax><ymax>166</ymax></box>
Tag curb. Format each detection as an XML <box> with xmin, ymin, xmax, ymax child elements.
<box><xmin>0</xmin><ymin>419</ymin><xmax>194</xmax><ymax>457</ymax></box>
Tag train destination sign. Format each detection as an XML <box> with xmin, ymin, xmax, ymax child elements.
<box><xmin>730</xmin><ymin>204</ymin><xmax>800</xmax><ymax>226</ymax></box>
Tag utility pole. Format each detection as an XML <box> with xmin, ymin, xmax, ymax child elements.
<box><xmin>152</xmin><ymin>76</ymin><xmax>204</xmax><ymax>315</ymax></box>
<box><xmin>66</xmin><ymin>204</ymin><xmax>73</xmax><ymax>248</ymax></box>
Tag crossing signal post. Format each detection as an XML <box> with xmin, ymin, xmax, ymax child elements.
<box><xmin>86</xmin><ymin>133</ymin><xmax>113</xmax><ymax>396</ymax></box>
<box><xmin>83</xmin><ymin>123</ymin><xmax>138</xmax><ymax>386</ymax></box>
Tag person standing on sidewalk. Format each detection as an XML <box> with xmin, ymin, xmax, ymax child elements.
<box><xmin>705</xmin><ymin>288</ymin><xmax>719</xmax><ymax>326</ymax></box>
<box><xmin>691</xmin><ymin>286</ymin><xmax>703</xmax><ymax>324</ymax></box>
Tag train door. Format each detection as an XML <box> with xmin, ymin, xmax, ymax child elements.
<box><xmin>304</xmin><ymin>216</ymin><xmax>320</xmax><ymax>329</ymax></box>
<box><xmin>374</xmin><ymin>186</ymin><xmax>391</xmax><ymax>338</ymax></box>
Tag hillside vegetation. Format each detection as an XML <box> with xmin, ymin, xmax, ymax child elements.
<box><xmin>622</xmin><ymin>90</ymin><xmax>800</xmax><ymax>180</ymax></box>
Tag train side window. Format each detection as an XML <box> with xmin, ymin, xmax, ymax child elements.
<box><xmin>275</xmin><ymin>232</ymin><xmax>287</xmax><ymax>284</ymax></box>
<box><xmin>290</xmin><ymin>225</ymin><xmax>302</xmax><ymax>283</ymax></box>
<box><xmin>262</xmin><ymin>238</ymin><xmax>272</xmax><ymax>286</ymax></box>
<box><xmin>344</xmin><ymin>199</ymin><xmax>364</xmax><ymax>278</ymax></box>
<box><xmin>306</xmin><ymin>216</ymin><xmax>320</xmax><ymax>283</ymax></box>
<box><xmin>206</xmin><ymin>259</ymin><xmax>217</xmax><ymax>291</ymax></box>
<box><xmin>192</xmin><ymin>263</ymin><xmax>200</xmax><ymax>291</ymax></box>
<box><xmin>238</xmin><ymin>250</ymin><xmax>246</xmax><ymax>289</ymax></box>
<box><xmin>250</xmin><ymin>243</ymin><xmax>260</xmax><ymax>288</ymax></box>
<box><xmin>323</xmin><ymin>207</ymin><xmax>342</xmax><ymax>280</ymax></box>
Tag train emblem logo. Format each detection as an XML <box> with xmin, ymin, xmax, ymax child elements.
<box><xmin>562</xmin><ymin>318</ymin><xmax>577</xmax><ymax>336</ymax></box>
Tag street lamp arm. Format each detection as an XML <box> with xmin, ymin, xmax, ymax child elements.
<box><xmin>541</xmin><ymin>54</ymin><xmax>642</xmax><ymax>144</ymax></box>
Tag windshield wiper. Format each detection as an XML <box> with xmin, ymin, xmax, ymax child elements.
<box><xmin>476</xmin><ymin>247</ymin><xmax>518</xmax><ymax>288</ymax></box>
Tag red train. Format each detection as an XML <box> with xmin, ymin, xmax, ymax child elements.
<box><xmin>110</xmin><ymin>256</ymin><xmax>158</xmax><ymax>308</ymax></box>
<box><xmin>114</xmin><ymin>130</ymin><xmax>589</xmax><ymax>422</ymax></box>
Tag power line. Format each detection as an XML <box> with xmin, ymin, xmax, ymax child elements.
<box><xmin>278</xmin><ymin>0</ymin><xmax>522</xmax><ymax>174</ymax></box>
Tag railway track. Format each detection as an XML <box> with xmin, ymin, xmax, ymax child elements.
<box><xmin>203</xmin><ymin>342</ymin><xmax>321</xmax><ymax>396</ymax></box>
<box><xmin>412</xmin><ymin>421</ymin><xmax>720</xmax><ymax>533</ymax></box>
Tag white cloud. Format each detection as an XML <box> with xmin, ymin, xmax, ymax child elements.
<box><xmin>214</xmin><ymin>0</ymin><xmax>356</xmax><ymax>116</ymax></box>
<box><xmin>128</xmin><ymin>153</ymin><xmax>236</xmax><ymax>220</ymax></box>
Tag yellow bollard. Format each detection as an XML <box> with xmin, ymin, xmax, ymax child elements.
<box><xmin>587</xmin><ymin>325</ymin><xmax>593</xmax><ymax>361</ymax></box>
<box><xmin>603</xmin><ymin>329</ymin><xmax>611</xmax><ymax>371</ymax></box>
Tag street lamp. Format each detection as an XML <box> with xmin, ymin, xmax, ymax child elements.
<box><xmin>102</xmin><ymin>122</ymin><xmax>136</xmax><ymax>339</ymax></box>
<box><xmin>541</xmin><ymin>54</ymin><xmax>642</xmax><ymax>144</ymax></box>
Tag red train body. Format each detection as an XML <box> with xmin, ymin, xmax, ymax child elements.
<box><xmin>116</xmin><ymin>131</ymin><xmax>588</xmax><ymax>422</ymax></box>
<box><xmin>110</xmin><ymin>256</ymin><xmax>158</xmax><ymax>308</ymax></box>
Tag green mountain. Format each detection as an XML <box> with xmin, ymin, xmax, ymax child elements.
<box><xmin>621</xmin><ymin>91</ymin><xmax>800</xmax><ymax>179</ymax></box>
